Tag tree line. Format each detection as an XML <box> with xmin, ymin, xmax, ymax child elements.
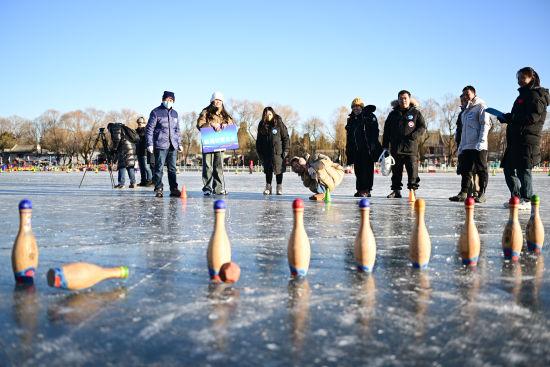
<box><xmin>1</xmin><ymin>96</ymin><xmax>549</xmax><ymax>166</ymax></box>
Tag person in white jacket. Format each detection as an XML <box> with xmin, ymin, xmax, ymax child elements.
<box><xmin>449</xmin><ymin>86</ymin><xmax>491</xmax><ymax>203</ymax></box>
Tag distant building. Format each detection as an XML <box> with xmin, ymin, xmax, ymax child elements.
<box><xmin>422</xmin><ymin>130</ymin><xmax>446</xmax><ymax>161</ymax></box>
<box><xmin>1</xmin><ymin>144</ymin><xmax>57</xmax><ymax>165</ymax></box>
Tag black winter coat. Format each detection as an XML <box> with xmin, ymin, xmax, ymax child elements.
<box><xmin>382</xmin><ymin>105</ymin><xmax>427</xmax><ymax>156</ymax></box>
<box><xmin>455</xmin><ymin>110</ymin><xmax>463</xmax><ymax>148</ymax></box>
<box><xmin>256</xmin><ymin>117</ymin><xmax>290</xmax><ymax>175</ymax></box>
<box><xmin>501</xmin><ymin>84</ymin><xmax>550</xmax><ymax>169</ymax></box>
<box><xmin>108</xmin><ymin>123</ymin><xmax>136</xmax><ymax>168</ymax></box>
<box><xmin>136</xmin><ymin>127</ymin><xmax>153</xmax><ymax>163</ymax></box>
<box><xmin>345</xmin><ymin>105</ymin><xmax>382</xmax><ymax>164</ymax></box>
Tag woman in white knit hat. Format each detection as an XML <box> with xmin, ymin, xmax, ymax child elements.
<box><xmin>196</xmin><ymin>92</ymin><xmax>234</xmax><ymax>196</ymax></box>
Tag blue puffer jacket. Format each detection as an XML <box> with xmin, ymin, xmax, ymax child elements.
<box><xmin>146</xmin><ymin>104</ymin><xmax>181</xmax><ymax>149</ymax></box>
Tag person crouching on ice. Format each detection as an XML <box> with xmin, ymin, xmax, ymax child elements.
<box><xmin>290</xmin><ymin>153</ymin><xmax>345</xmax><ymax>201</ymax></box>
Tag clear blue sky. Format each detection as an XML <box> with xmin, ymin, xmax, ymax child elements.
<box><xmin>1</xmin><ymin>0</ymin><xmax>549</xmax><ymax>124</ymax></box>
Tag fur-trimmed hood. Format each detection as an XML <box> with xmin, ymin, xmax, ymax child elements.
<box><xmin>390</xmin><ymin>97</ymin><xmax>419</xmax><ymax>110</ymax></box>
<box><xmin>465</xmin><ymin>96</ymin><xmax>486</xmax><ymax>109</ymax></box>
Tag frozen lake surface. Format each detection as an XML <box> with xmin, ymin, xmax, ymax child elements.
<box><xmin>1</xmin><ymin>170</ymin><xmax>549</xmax><ymax>366</ymax></box>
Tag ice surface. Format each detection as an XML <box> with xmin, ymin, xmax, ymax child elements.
<box><xmin>1</xmin><ymin>170</ymin><xmax>549</xmax><ymax>366</ymax></box>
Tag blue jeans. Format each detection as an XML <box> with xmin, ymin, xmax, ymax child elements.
<box><xmin>118</xmin><ymin>167</ymin><xmax>136</xmax><ymax>185</ymax></box>
<box><xmin>313</xmin><ymin>182</ymin><xmax>327</xmax><ymax>194</ymax></box>
<box><xmin>137</xmin><ymin>155</ymin><xmax>152</xmax><ymax>183</ymax></box>
<box><xmin>153</xmin><ymin>147</ymin><xmax>178</xmax><ymax>191</ymax></box>
<box><xmin>503</xmin><ymin>167</ymin><xmax>532</xmax><ymax>200</ymax></box>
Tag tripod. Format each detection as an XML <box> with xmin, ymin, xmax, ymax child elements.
<box><xmin>79</xmin><ymin>128</ymin><xmax>115</xmax><ymax>188</ymax></box>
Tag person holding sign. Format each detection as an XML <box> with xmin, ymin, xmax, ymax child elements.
<box><xmin>497</xmin><ymin>67</ymin><xmax>549</xmax><ymax>209</ymax></box>
<box><xmin>197</xmin><ymin>92</ymin><xmax>234</xmax><ymax>196</ymax></box>
<box><xmin>256</xmin><ymin>107</ymin><xmax>290</xmax><ymax>195</ymax></box>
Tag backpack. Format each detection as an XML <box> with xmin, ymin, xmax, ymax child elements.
<box><xmin>122</xmin><ymin>125</ymin><xmax>140</xmax><ymax>144</ymax></box>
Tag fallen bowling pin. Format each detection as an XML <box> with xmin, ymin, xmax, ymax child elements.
<box><xmin>12</xmin><ymin>199</ymin><xmax>39</xmax><ymax>285</ymax></box>
<box><xmin>410</xmin><ymin>198</ymin><xmax>431</xmax><ymax>269</ymax></box>
<box><xmin>47</xmin><ymin>263</ymin><xmax>129</xmax><ymax>290</ymax></box>
<box><xmin>219</xmin><ymin>262</ymin><xmax>241</xmax><ymax>283</ymax></box>
<box><xmin>502</xmin><ymin>196</ymin><xmax>523</xmax><ymax>262</ymax></box>
<box><xmin>354</xmin><ymin>199</ymin><xmax>376</xmax><ymax>272</ymax></box>
<box><xmin>459</xmin><ymin>197</ymin><xmax>480</xmax><ymax>266</ymax></box>
<box><xmin>207</xmin><ymin>200</ymin><xmax>231</xmax><ymax>282</ymax></box>
<box><xmin>288</xmin><ymin>198</ymin><xmax>311</xmax><ymax>277</ymax></box>
<box><xmin>526</xmin><ymin>195</ymin><xmax>544</xmax><ymax>254</ymax></box>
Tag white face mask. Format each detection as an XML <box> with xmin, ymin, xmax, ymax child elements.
<box><xmin>163</xmin><ymin>101</ymin><xmax>173</xmax><ymax>109</ymax></box>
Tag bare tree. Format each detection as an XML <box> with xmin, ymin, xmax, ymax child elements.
<box><xmin>229</xmin><ymin>99</ymin><xmax>264</xmax><ymax>142</ymax></box>
<box><xmin>120</xmin><ymin>108</ymin><xmax>139</xmax><ymax>128</ymax></box>
<box><xmin>6</xmin><ymin>115</ymin><xmax>37</xmax><ymax>146</ymax></box>
<box><xmin>272</xmin><ymin>104</ymin><xmax>300</xmax><ymax>131</ymax></box>
<box><xmin>35</xmin><ymin>110</ymin><xmax>61</xmax><ymax>153</ymax></box>
<box><xmin>417</xmin><ymin>98</ymin><xmax>439</xmax><ymax>160</ymax></box>
<box><xmin>303</xmin><ymin>117</ymin><xmax>325</xmax><ymax>153</ymax></box>
<box><xmin>439</xmin><ymin>94</ymin><xmax>461</xmax><ymax>162</ymax></box>
<box><xmin>376</xmin><ymin>105</ymin><xmax>393</xmax><ymax>142</ymax></box>
<box><xmin>104</xmin><ymin>110</ymin><xmax>124</xmax><ymax>125</ymax></box>
<box><xmin>179</xmin><ymin>111</ymin><xmax>199</xmax><ymax>164</ymax></box>
<box><xmin>41</xmin><ymin>111</ymin><xmax>70</xmax><ymax>163</ymax></box>
<box><xmin>59</xmin><ymin>110</ymin><xmax>97</xmax><ymax>165</ymax></box>
<box><xmin>328</xmin><ymin>106</ymin><xmax>348</xmax><ymax>163</ymax></box>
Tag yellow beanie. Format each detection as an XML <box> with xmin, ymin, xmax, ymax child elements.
<box><xmin>351</xmin><ymin>97</ymin><xmax>365</xmax><ymax>108</ymax></box>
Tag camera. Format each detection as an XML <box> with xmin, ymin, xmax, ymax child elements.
<box><xmin>99</xmin><ymin>127</ymin><xmax>105</xmax><ymax>133</ymax></box>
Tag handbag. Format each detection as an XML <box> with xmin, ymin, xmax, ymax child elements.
<box><xmin>378</xmin><ymin>149</ymin><xmax>395</xmax><ymax>176</ymax></box>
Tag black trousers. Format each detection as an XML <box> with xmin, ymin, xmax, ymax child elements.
<box><xmin>458</xmin><ymin>149</ymin><xmax>488</xmax><ymax>194</ymax></box>
<box><xmin>354</xmin><ymin>158</ymin><xmax>374</xmax><ymax>191</ymax></box>
<box><xmin>265</xmin><ymin>167</ymin><xmax>283</xmax><ymax>185</ymax></box>
<box><xmin>391</xmin><ymin>154</ymin><xmax>420</xmax><ymax>191</ymax></box>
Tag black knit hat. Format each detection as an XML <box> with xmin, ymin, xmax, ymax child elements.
<box><xmin>162</xmin><ymin>91</ymin><xmax>175</xmax><ymax>101</ymax></box>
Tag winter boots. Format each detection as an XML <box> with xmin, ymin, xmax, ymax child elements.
<box><xmin>309</xmin><ymin>193</ymin><xmax>325</xmax><ymax>201</ymax></box>
<box><xmin>169</xmin><ymin>189</ymin><xmax>182</xmax><ymax>197</ymax></box>
<box><xmin>449</xmin><ymin>191</ymin><xmax>468</xmax><ymax>202</ymax></box>
<box><xmin>387</xmin><ymin>190</ymin><xmax>402</xmax><ymax>198</ymax></box>
<box><xmin>264</xmin><ymin>184</ymin><xmax>282</xmax><ymax>195</ymax></box>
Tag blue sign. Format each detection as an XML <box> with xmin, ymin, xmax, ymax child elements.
<box><xmin>200</xmin><ymin>124</ymin><xmax>239</xmax><ymax>153</ymax></box>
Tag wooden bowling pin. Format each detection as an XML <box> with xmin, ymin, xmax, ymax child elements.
<box><xmin>458</xmin><ymin>197</ymin><xmax>480</xmax><ymax>266</ymax></box>
<box><xmin>47</xmin><ymin>262</ymin><xmax>129</xmax><ymax>290</ymax></box>
<box><xmin>526</xmin><ymin>194</ymin><xmax>544</xmax><ymax>254</ymax></box>
<box><xmin>502</xmin><ymin>196</ymin><xmax>523</xmax><ymax>262</ymax></box>
<box><xmin>12</xmin><ymin>199</ymin><xmax>39</xmax><ymax>285</ymax></box>
<box><xmin>354</xmin><ymin>199</ymin><xmax>376</xmax><ymax>272</ymax></box>
<box><xmin>410</xmin><ymin>198</ymin><xmax>431</xmax><ymax>268</ymax></box>
<box><xmin>207</xmin><ymin>200</ymin><xmax>231</xmax><ymax>282</ymax></box>
<box><xmin>288</xmin><ymin>199</ymin><xmax>311</xmax><ymax>277</ymax></box>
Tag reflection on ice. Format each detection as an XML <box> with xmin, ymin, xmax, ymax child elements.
<box><xmin>0</xmin><ymin>172</ymin><xmax>549</xmax><ymax>365</ymax></box>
